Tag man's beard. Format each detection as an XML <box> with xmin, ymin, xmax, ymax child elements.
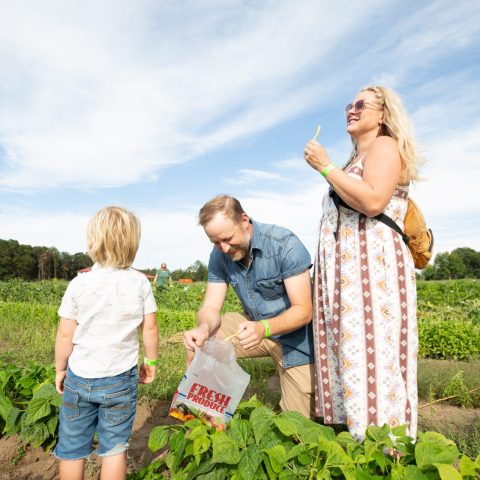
<box><xmin>228</xmin><ymin>234</ymin><xmax>251</xmax><ymax>262</ymax></box>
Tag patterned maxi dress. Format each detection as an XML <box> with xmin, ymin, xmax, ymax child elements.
<box><xmin>312</xmin><ymin>157</ymin><xmax>418</xmax><ymax>440</ymax></box>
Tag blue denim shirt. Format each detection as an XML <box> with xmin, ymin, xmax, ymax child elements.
<box><xmin>208</xmin><ymin>219</ymin><xmax>314</xmax><ymax>368</ymax></box>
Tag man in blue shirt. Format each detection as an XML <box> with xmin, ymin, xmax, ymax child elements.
<box><xmin>184</xmin><ymin>195</ymin><xmax>315</xmax><ymax>419</ymax></box>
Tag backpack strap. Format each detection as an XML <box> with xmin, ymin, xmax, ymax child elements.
<box><xmin>329</xmin><ymin>189</ymin><xmax>410</xmax><ymax>244</ymax></box>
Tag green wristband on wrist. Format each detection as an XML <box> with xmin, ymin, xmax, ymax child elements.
<box><xmin>261</xmin><ymin>319</ymin><xmax>271</xmax><ymax>338</ymax></box>
<box><xmin>143</xmin><ymin>357</ymin><xmax>158</xmax><ymax>367</ymax></box>
<box><xmin>321</xmin><ymin>163</ymin><xmax>337</xmax><ymax>178</ymax></box>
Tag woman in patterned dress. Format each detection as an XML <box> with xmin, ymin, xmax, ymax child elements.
<box><xmin>303</xmin><ymin>86</ymin><xmax>423</xmax><ymax>440</ymax></box>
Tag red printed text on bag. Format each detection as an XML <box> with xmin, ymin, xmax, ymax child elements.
<box><xmin>186</xmin><ymin>383</ymin><xmax>232</xmax><ymax>414</ymax></box>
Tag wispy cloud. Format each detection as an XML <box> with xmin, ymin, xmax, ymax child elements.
<box><xmin>0</xmin><ymin>0</ymin><xmax>384</xmax><ymax>191</ymax></box>
<box><xmin>225</xmin><ymin>169</ymin><xmax>286</xmax><ymax>186</ymax></box>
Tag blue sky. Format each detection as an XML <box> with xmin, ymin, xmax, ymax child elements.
<box><xmin>1</xmin><ymin>0</ymin><xmax>479</xmax><ymax>270</ymax></box>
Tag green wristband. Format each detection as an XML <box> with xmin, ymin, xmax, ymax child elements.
<box><xmin>261</xmin><ymin>320</ymin><xmax>271</xmax><ymax>338</ymax></box>
<box><xmin>143</xmin><ymin>357</ymin><xmax>158</xmax><ymax>367</ymax></box>
<box><xmin>321</xmin><ymin>163</ymin><xmax>337</xmax><ymax>178</ymax></box>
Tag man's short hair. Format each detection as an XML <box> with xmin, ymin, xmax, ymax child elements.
<box><xmin>198</xmin><ymin>194</ymin><xmax>245</xmax><ymax>226</ymax></box>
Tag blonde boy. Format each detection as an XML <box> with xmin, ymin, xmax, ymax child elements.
<box><xmin>54</xmin><ymin>206</ymin><xmax>158</xmax><ymax>480</ymax></box>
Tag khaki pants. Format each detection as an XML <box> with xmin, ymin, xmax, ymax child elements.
<box><xmin>216</xmin><ymin>312</ymin><xmax>315</xmax><ymax>420</ymax></box>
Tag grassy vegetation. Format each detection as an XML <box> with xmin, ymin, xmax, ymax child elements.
<box><xmin>1</xmin><ymin>278</ymin><xmax>479</xmax><ymax>454</ymax></box>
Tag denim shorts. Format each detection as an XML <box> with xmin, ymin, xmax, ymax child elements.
<box><xmin>54</xmin><ymin>366</ymin><xmax>138</xmax><ymax>460</ymax></box>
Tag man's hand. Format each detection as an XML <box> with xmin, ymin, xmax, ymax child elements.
<box><xmin>183</xmin><ymin>324</ymin><xmax>210</xmax><ymax>353</ymax></box>
<box><xmin>55</xmin><ymin>370</ymin><xmax>67</xmax><ymax>394</ymax></box>
<box><xmin>237</xmin><ymin>320</ymin><xmax>265</xmax><ymax>350</ymax></box>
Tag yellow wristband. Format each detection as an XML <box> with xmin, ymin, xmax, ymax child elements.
<box><xmin>143</xmin><ymin>357</ymin><xmax>158</xmax><ymax>367</ymax></box>
<box><xmin>261</xmin><ymin>320</ymin><xmax>271</xmax><ymax>338</ymax></box>
<box><xmin>321</xmin><ymin>163</ymin><xmax>337</xmax><ymax>178</ymax></box>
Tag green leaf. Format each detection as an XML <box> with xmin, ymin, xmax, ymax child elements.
<box><xmin>197</xmin><ymin>468</ymin><xmax>226</xmax><ymax>480</ymax></box>
<box><xmin>459</xmin><ymin>455</ymin><xmax>477</xmax><ymax>476</ymax></box>
<box><xmin>148</xmin><ymin>426</ymin><xmax>169</xmax><ymax>452</ymax></box>
<box><xmin>212</xmin><ymin>432</ymin><xmax>241</xmax><ymax>465</ymax></box>
<box><xmin>250</xmin><ymin>407</ymin><xmax>275</xmax><ymax>444</ymax></box>
<box><xmin>4</xmin><ymin>406</ymin><xmax>21</xmax><ymax>435</ymax></box>
<box><xmin>393</xmin><ymin>465</ymin><xmax>428</xmax><ymax>480</ymax></box>
<box><xmin>193</xmin><ymin>434</ymin><xmax>210</xmax><ymax>456</ymax></box>
<box><xmin>185</xmin><ymin>424</ymin><xmax>207</xmax><ymax>440</ymax></box>
<box><xmin>434</xmin><ymin>463</ymin><xmax>462</xmax><ymax>480</ymax></box>
<box><xmin>46</xmin><ymin>415</ymin><xmax>58</xmax><ymax>436</ymax></box>
<box><xmin>278</xmin><ymin>471</ymin><xmax>298</xmax><ymax>480</ymax></box>
<box><xmin>25</xmin><ymin>396</ymin><xmax>51</xmax><ymax>425</ymax></box>
<box><xmin>20</xmin><ymin>422</ymin><xmax>49</xmax><ymax>448</ymax></box>
<box><xmin>0</xmin><ymin>392</ymin><xmax>13</xmax><ymax>422</ymax></box>
<box><xmin>415</xmin><ymin>432</ymin><xmax>459</xmax><ymax>469</ymax></box>
<box><xmin>275</xmin><ymin>410</ymin><xmax>335</xmax><ymax>444</ymax></box>
<box><xmin>317</xmin><ymin>438</ymin><xmax>353</xmax><ymax>466</ymax></box>
<box><xmin>273</xmin><ymin>417</ymin><xmax>297</xmax><ymax>437</ymax></box>
<box><xmin>365</xmin><ymin>424</ymin><xmax>390</xmax><ymax>442</ymax></box>
<box><xmin>228</xmin><ymin>418</ymin><xmax>252</xmax><ymax>448</ymax></box>
<box><xmin>392</xmin><ymin>424</ymin><xmax>408</xmax><ymax>437</ymax></box>
<box><xmin>258</xmin><ymin>429</ymin><xmax>289</xmax><ymax>450</ymax></box>
<box><xmin>238</xmin><ymin>444</ymin><xmax>263</xmax><ymax>480</ymax></box>
<box><xmin>32</xmin><ymin>382</ymin><xmax>56</xmax><ymax>399</ymax></box>
<box><xmin>50</xmin><ymin>394</ymin><xmax>62</xmax><ymax>409</ymax></box>
<box><xmin>264</xmin><ymin>445</ymin><xmax>286</xmax><ymax>473</ymax></box>
<box><xmin>186</xmin><ymin>458</ymin><xmax>214</xmax><ymax>480</ymax></box>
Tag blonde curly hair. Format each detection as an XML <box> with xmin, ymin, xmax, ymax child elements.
<box><xmin>87</xmin><ymin>206</ymin><xmax>141</xmax><ymax>268</ymax></box>
<box><xmin>348</xmin><ymin>85</ymin><xmax>424</xmax><ymax>182</ymax></box>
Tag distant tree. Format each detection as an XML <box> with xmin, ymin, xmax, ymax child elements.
<box><xmin>170</xmin><ymin>260</ymin><xmax>208</xmax><ymax>282</ymax></box>
<box><xmin>14</xmin><ymin>244</ymin><xmax>37</xmax><ymax>280</ymax></box>
<box><xmin>187</xmin><ymin>260</ymin><xmax>208</xmax><ymax>282</ymax></box>
<box><xmin>451</xmin><ymin>247</ymin><xmax>480</xmax><ymax>278</ymax></box>
<box><xmin>420</xmin><ymin>247</ymin><xmax>480</xmax><ymax>280</ymax></box>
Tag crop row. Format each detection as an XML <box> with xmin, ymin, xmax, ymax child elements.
<box><xmin>1</xmin><ymin>279</ymin><xmax>479</xmax><ymax>322</ymax></box>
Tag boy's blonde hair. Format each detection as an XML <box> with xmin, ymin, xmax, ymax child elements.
<box><xmin>87</xmin><ymin>206</ymin><xmax>141</xmax><ymax>268</ymax></box>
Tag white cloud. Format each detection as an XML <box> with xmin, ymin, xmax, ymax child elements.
<box><xmin>225</xmin><ymin>169</ymin><xmax>286</xmax><ymax>186</ymax></box>
<box><xmin>0</xmin><ymin>0</ymin><xmax>383</xmax><ymax>191</ymax></box>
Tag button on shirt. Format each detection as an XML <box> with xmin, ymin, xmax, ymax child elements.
<box><xmin>58</xmin><ymin>264</ymin><xmax>157</xmax><ymax>378</ymax></box>
<box><xmin>207</xmin><ymin>219</ymin><xmax>314</xmax><ymax>367</ymax></box>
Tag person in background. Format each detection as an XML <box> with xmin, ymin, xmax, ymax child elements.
<box><xmin>304</xmin><ymin>85</ymin><xmax>422</xmax><ymax>440</ymax></box>
<box><xmin>183</xmin><ymin>195</ymin><xmax>315</xmax><ymax>419</ymax></box>
<box><xmin>54</xmin><ymin>206</ymin><xmax>159</xmax><ymax>480</ymax></box>
<box><xmin>154</xmin><ymin>262</ymin><xmax>171</xmax><ymax>289</ymax></box>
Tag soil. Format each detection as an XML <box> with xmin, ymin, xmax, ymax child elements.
<box><xmin>0</xmin><ymin>398</ymin><xmax>176</xmax><ymax>480</ymax></box>
<box><xmin>0</xmin><ymin>399</ymin><xmax>478</xmax><ymax>480</ymax></box>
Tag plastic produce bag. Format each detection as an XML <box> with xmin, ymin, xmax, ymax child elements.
<box><xmin>169</xmin><ymin>338</ymin><xmax>250</xmax><ymax>430</ymax></box>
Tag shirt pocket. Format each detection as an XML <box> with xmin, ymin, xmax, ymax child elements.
<box><xmin>255</xmin><ymin>276</ymin><xmax>284</xmax><ymax>300</ymax></box>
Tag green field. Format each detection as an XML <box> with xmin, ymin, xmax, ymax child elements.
<box><xmin>1</xmin><ymin>278</ymin><xmax>479</xmax><ymax>463</ymax></box>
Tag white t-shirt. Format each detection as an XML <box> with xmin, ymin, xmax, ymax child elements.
<box><xmin>58</xmin><ymin>264</ymin><xmax>157</xmax><ymax>378</ymax></box>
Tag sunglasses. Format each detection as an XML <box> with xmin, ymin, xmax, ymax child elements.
<box><xmin>344</xmin><ymin>99</ymin><xmax>383</xmax><ymax>115</ymax></box>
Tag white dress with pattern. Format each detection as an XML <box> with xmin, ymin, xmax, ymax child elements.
<box><xmin>312</xmin><ymin>158</ymin><xmax>418</xmax><ymax>440</ymax></box>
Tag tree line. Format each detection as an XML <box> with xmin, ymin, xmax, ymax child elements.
<box><xmin>1</xmin><ymin>238</ymin><xmax>478</xmax><ymax>282</ymax></box>
<box><xmin>419</xmin><ymin>247</ymin><xmax>480</xmax><ymax>280</ymax></box>
<box><xmin>0</xmin><ymin>239</ymin><xmax>92</xmax><ymax>281</ymax></box>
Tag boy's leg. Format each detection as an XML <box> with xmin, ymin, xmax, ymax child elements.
<box><xmin>59</xmin><ymin>458</ymin><xmax>85</xmax><ymax>480</ymax></box>
<box><xmin>266</xmin><ymin>340</ymin><xmax>315</xmax><ymax>419</ymax></box>
<box><xmin>100</xmin><ymin>452</ymin><xmax>127</xmax><ymax>480</ymax></box>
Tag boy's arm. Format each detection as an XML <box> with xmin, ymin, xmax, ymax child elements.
<box><xmin>55</xmin><ymin>317</ymin><xmax>77</xmax><ymax>394</ymax></box>
<box><xmin>139</xmin><ymin>312</ymin><xmax>159</xmax><ymax>384</ymax></box>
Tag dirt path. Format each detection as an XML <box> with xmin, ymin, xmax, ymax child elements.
<box><xmin>0</xmin><ymin>398</ymin><xmax>175</xmax><ymax>480</ymax></box>
<box><xmin>1</xmin><ymin>400</ymin><xmax>478</xmax><ymax>480</ymax></box>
